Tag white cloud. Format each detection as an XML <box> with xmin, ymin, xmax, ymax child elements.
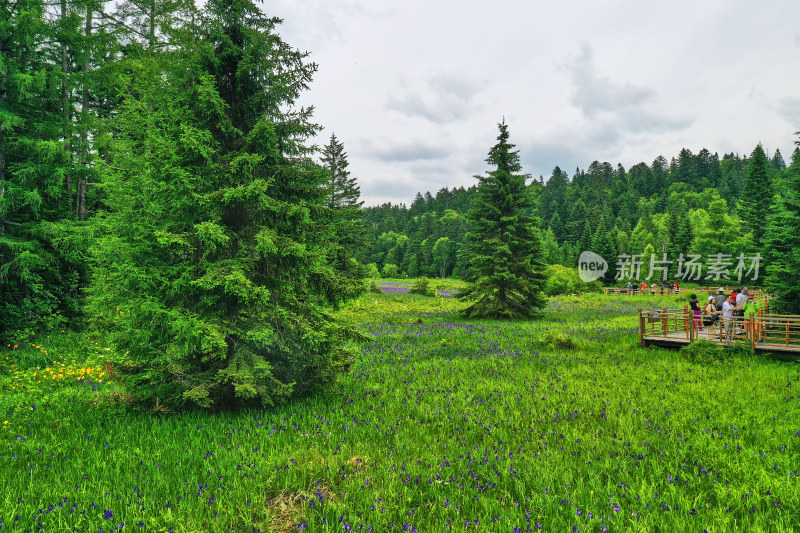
<box><xmin>385</xmin><ymin>73</ymin><xmax>484</xmax><ymax>123</ymax></box>
<box><xmin>778</xmin><ymin>98</ymin><xmax>800</xmax><ymax>128</ymax></box>
<box><xmin>264</xmin><ymin>0</ymin><xmax>800</xmax><ymax>205</ymax></box>
<box><xmin>365</xmin><ymin>139</ymin><xmax>451</xmax><ymax>163</ymax></box>
<box><xmin>566</xmin><ymin>44</ymin><xmax>693</xmax><ymax>138</ymax></box>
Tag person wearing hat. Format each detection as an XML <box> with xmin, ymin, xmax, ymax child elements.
<box><xmin>713</xmin><ymin>287</ymin><xmax>727</xmax><ymax>311</ymax></box>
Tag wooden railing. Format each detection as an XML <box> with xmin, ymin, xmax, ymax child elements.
<box><xmin>637</xmin><ymin>307</ymin><xmax>800</xmax><ymax>351</ymax></box>
<box><xmin>638</xmin><ymin>306</ymin><xmax>697</xmax><ymax>344</ymax></box>
<box><xmin>756</xmin><ymin>315</ymin><xmax>800</xmax><ymax>348</ymax></box>
<box><xmin>607</xmin><ymin>286</ymin><xmax>767</xmax><ymax>298</ymax></box>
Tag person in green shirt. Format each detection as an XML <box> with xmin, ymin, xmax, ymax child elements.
<box><xmin>743</xmin><ymin>295</ymin><xmax>762</xmax><ymax>343</ymax></box>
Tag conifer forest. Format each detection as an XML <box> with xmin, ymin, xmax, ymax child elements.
<box><xmin>2</xmin><ymin>0</ymin><xmax>800</xmax><ymax>531</ymax></box>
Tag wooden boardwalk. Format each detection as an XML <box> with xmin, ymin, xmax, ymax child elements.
<box><xmin>638</xmin><ymin>307</ymin><xmax>800</xmax><ymax>354</ymax></box>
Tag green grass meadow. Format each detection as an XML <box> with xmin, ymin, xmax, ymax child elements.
<box><xmin>1</xmin><ymin>282</ymin><xmax>799</xmax><ymax>532</ymax></box>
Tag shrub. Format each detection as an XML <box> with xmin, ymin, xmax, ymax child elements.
<box><xmin>682</xmin><ymin>339</ymin><xmax>754</xmax><ymax>365</ymax></box>
<box><xmin>369</xmin><ymin>281</ymin><xmax>383</xmax><ymax>294</ymax></box>
<box><xmin>723</xmin><ymin>340</ymin><xmax>754</xmax><ymax>358</ymax></box>
<box><xmin>540</xmin><ymin>331</ymin><xmax>576</xmax><ymax>350</ymax></box>
<box><xmin>544</xmin><ymin>265</ymin><xmax>602</xmax><ymax>296</ymax></box>
<box><xmin>680</xmin><ymin>339</ymin><xmax>723</xmax><ymax>364</ymax></box>
<box><xmin>382</xmin><ymin>263</ymin><xmax>399</xmax><ymax>278</ymax></box>
<box><xmin>365</xmin><ymin>263</ymin><xmax>380</xmax><ymax>278</ymax></box>
<box><xmin>409</xmin><ymin>277</ymin><xmax>435</xmax><ymax>296</ymax></box>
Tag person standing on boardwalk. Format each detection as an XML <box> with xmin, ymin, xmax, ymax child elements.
<box><xmin>722</xmin><ymin>294</ymin><xmax>743</xmax><ymax>342</ymax></box>
<box><xmin>734</xmin><ymin>288</ymin><xmax>747</xmax><ymax>330</ymax></box>
<box><xmin>743</xmin><ymin>294</ymin><xmax>762</xmax><ymax>343</ymax></box>
<box><xmin>689</xmin><ymin>293</ymin><xmax>702</xmax><ymax>332</ymax></box>
<box><xmin>714</xmin><ymin>287</ymin><xmax>727</xmax><ymax>311</ymax></box>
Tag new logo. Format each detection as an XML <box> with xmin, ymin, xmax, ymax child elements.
<box><xmin>578</xmin><ymin>251</ymin><xmax>607</xmax><ymax>282</ymax></box>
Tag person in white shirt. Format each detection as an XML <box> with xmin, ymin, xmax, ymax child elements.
<box><xmin>734</xmin><ymin>289</ymin><xmax>747</xmax><ymax>332</ymax></box>
<box><xmin>722</xmin><ymin>294</ymin><xmax>743</xmax><ymax>342</ymax></box>
<box><xmin>735</xmin><ymin>289</ymin><xmax>747</xmax><ymax>307</ymax></box>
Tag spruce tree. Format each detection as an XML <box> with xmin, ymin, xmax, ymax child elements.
<box><xmin>770</xmin><ymin>148</ymin><xmax>786</xmax><ymax>171</ymax></box>
<box><xmin>566</xmin><ymin>199</ymin><xmax>588</xmax><ymax>242</ymax></box>
<box><xmin>763</xmin><ymin>142</ymin><xmax>800</xmax><ymax>313</ymax></box>
<box><xmin>548</xmin><ymin>211</ymin><xmax>565</xmax><ymax>242</ymax></box>
<box><xmin>738</xmin><ymin>144</ymin><xmax>772</xmax><ymax>246</ymax></box>
<box><xmin>319</xmin><ymin>133</ymin><xmax>366</xmax><ymax>278</ymax></box>
<box><xmin>591</xmin><ymin>216</ymin><xmax>617</xmax><ymax>283</ymax></box>
<box><xmin>539</xmin><ymin>166</ymin><xmax>568</xmax><ymax>223</ymax></box>
<box><xmin>579</xmin><ymin>219</ymin><xmax>593</xmax><ymax>255</ymax></box>
<box><xmin>89</xmin><ymin>0</ymin><xmax>359</xmax><ymax>409</ymax></box>
<box><xmin>458</xmin><ymin>121</ymin><xmax>546</xmax><ymax>318</ymax></box>
<box><xmin>0</xmin><ymin>0</ymin><xmax>87</xmax><ymax>337</ymax></box>
<box><xmin>666</xmin><ymin>195</ymin><xmax>693</xmax><ymax>260</ymax></box>
<box><xmin>321</xmin><ymin>133</ymin><xmax>362</xmax><ymax>210</ymax></box>
<box><xmin>629</xmin><ymin>162</ymin><xmax>653</xmax><ymax>197</ymax></box>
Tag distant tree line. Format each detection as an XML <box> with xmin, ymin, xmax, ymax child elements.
<box><xmin>361</xmin><ymin>138</ymin><xmax>800</xmax><ymax>314</ymax></box>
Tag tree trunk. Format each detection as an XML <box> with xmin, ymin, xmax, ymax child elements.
<box><xmin>149</xmin><ymin>0</ymin><xmax>156</xmax><ymax>49</ymax></box>
<box><xmin>0</xmin><ymin>50</ymin><xmax>6</xmax><ymax>220</ymax></box>
<box><xmin>61</xmin><ymin>0</ymin><xmax>74</xmax><ymax>210</ymax></box>
<box><xmin>77</xmin><ymin>5</ymin><xmax>92</xmax><ymax>221</ymax></box>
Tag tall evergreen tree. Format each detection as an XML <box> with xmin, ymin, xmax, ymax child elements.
<box><xmin>548</xmin><ymin>211</ymin><xmax>565</xmax><ymax>242</ymax></box>
<box><xmin>763</xmin><ymin>141</ymin><xmax>800</xmax><ymax>313</ymax></box>
<box><xmin>578</xmin><ymin>219</ymin><xmax>593</xmax><ymax>255</ymax></box>
<box><xmin>720</xmin><ymin>153</ymin><xmax>746</xmax><ymax>200</ymax></box>
<box><xmin>0</xmin><ymin>0</ymin><xmax>88</xmax><ymax>338</ymax></box>
<box><xmin>539</xmin><ymin>165</ymin><xmax>568</xmax><ymax>223</ymax></box>
<box><xmin>319</xmin><ymin>133</ymin><xmax>366</xmax><ymax>278</ymax></box>
<box><xmin>696</xmin><ymin>148</ymin><xmax>722</xmax><ymax>188</ymax></box>
<box><xmin>673</xmin><ymin>148</ymin><xmax>699</xmax><ymax>189</ymax></box>
<box><xmin>89</xmin><ymin>0</ymin><xmax>358</xmax><ymax>409</ymax></box>
<box><xmin>565</xmin><ymin>198</ymin><xmax>588</xmax><ymax>242</ymax></box>
<box><xmin>591</xmin><ymin>215</ymin><xmax>617</xmax><ymax>283</ymax></box>
<box><xmin>666</xmin><ymin>195</ymin><xmax>693</xmax><ymax>260</ymax></box>
<box><xmin>651</xmin><ymin>156</ymin><xmax>669</xmax><ymax>195</ymax></box>
<box><xmin>770</xmin><ymin>148</ymin><xmax>786</xmax><ymax>171</ymax></box>
<box><xmin>320</xmin><ymin>133</ymin><xmax>362</xmax><ymax>210</ymax></box>
<box><xmin>458</xmin><ymin>121</ymin><xmax>546</xmax><ymax>318</ymax></box>
<box><xmin>738</xmin><ymin>144</ymin><xmax>772</xmax><ymax>247</ymax></box>
<box><xmin>628</xmin><ymin>162</ymin><xmax>653</xmax><ymax>197</ymax></box>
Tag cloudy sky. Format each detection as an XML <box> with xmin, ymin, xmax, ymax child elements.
<box><xmin>266</xmin><ymin>0</ymin><xmax>800</xmax><ymax>207</ymax></box>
